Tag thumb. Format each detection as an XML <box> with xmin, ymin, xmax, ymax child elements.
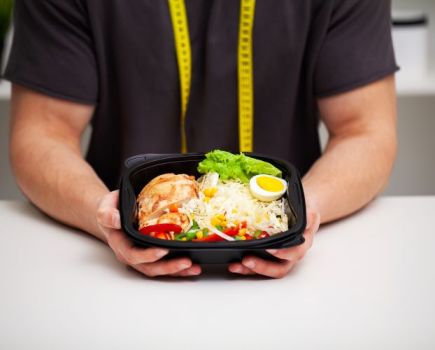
<box><xmin>96</xmin><ymin>191</ymin><xmax>121</xmax><ymax>229</ymax></box>
<box><xmin>305</xmin><ymin>211</ymin><xmax>321</xmax><ymax>233</ymax></box>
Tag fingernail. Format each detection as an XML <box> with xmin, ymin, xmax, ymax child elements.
<box><xmin>231</xmin><ymin>265</ymin><xmax>241</xmax><ymax>273</ymax></box>
<box><xmin>112</xmin><ymin>212</ymin><xmax>121</xmax><ymax>228</ymax></box>
<box><xmin>188</xmin><ymin>268</ymin><xmax>201</xmax><ymax>276</ymax></box>
<box><xmin>267</xmin><ymin>249</ymin><xmax>278</xmax><ymax>254</ymax></box>
<box><xmin>306</xmin><ymin>213</ymin><xmax>314</xmax><ymax>230</ymax></box>
<box><xmin>244</xmin><ymin>260</ymin><xmax>255</xmax><ymax>269</ymax></box>
<box><xmin>180</xmin><ymin>263</ymin><xmax>190</xmax><ymax>270</ymax></box>
<box><xmin>156</xmin><ymin>249</ymin><xmax>169</xmax><ymax>258</ymax></box>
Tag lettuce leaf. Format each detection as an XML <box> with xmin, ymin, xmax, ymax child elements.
<box><xmin>197</xmin><ymin>150</ymin><xmax>282</xmax><ymax>183</ymax></box>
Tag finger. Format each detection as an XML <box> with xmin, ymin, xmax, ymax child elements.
<box><xmin>100</xmin><ymin>190</ymin><xmax>120</xmax><ymax>209</ymax></box>
<box><xmin>306</xmin><ymin>211</ymin><xmax>321</xmax><ymax>234</ymax></box>
<box><xmin>266</xmin><ymin>231</ymin><xmax>313</xmax><ymax>261</ymax></box>
<box><xmin>228</xmin><ymin>263</ymin><xmax>256</xmax><ymax>275</ymax></box>
<box><xmin>97</xmin><ymin>207</ymin><xmax>121</xmax><ymax>229</ymax></box>
<box><xmin>265</xmin><ymin>212</ymin><xmax>319</xmax><ymax>261</ymax></box>
<box><xmin>96</xmin><ymin>191</ymin><xmax>121</xmax><ymax>229</ymax></box>
<box><xmin>107</xmin><ymin>230</ymin><xmax>169</xmax><ymax>265</ymax></box>
<box><xmin>266</xmin><ymin>246</ymin><xmax>306</xmax><ymax>261</ymax></box>
<box><xmin>171</xmin><ymin>264</ymin><xmax>202</xmax><ymax>277</ymax></box>
<box><xmin>133</xmin><ymin>258</ymin><xmax>193</xmax><ymax>277</ymax></box>
<box><xmin>242</xmin><ymin>256</ymin><xmax>295</xmax><ymax>279</ymax></box>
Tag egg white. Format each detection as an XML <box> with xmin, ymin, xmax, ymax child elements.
<box><xmin>249</xmin><ymin>174</ymin><xmax>287</xmax><ymax>202</ymax></box>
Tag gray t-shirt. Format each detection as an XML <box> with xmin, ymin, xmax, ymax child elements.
<box><xmin>4</xmin><ymin>0</ymin><xmax>398</xmax><ymax>189</ymax></box>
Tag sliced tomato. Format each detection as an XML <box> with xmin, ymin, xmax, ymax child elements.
<box><xmin>223</xmin><ymin>228</ymin><xmax>239</xmax><ymax>236</ymax></box>
<box><xmin>193</xmin><ymin>233</ymin><xmax>225</xmax><ymax>242</ymax></box>
<box><xmin>258</xmin><ymin>232</ymin><xmax>270</xmax><ymax>239</ymax></box>
<box><xmin>139</xmin><ymin>223</ymin><xmax>183</xmax><ymax>235</ymax></box>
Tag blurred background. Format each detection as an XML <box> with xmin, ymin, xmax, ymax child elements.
<box><xmin>0</xmin><ymin>0</ymin><xmax>434</xmax><ymax>200</ymax></box>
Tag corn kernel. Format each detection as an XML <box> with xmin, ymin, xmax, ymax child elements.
<box><xmin>181</xmin><ymin>237</ymin><xmax>187</xmax><ymax>241</ymax></box>
<box><xmin>240</xmin><ymin>236</ymin><xmax>246</xmax><ymax>240</ymax></box>
<box><xmin>204</xmin><ymin>197</ymin><xmax>211</xmax><ymax>203</ymax></box>
<box><xmin>203</xmin><ymin>187</ymin><xmax>218</xmax><ymax>198</ymax></box>
<box><xmin>196</xmin><ymin>231</ymin><xmax>204</xmax><ymax>239</ymax></box>
<box><xmin>239</xmin><ymin>228</ymin><xmax>247</xmax><ymax>236</ymax></box>
<box><xmin>211</xmin><ymin>217</ymin><xmax>220</xmax><ymax>227</ymax></box>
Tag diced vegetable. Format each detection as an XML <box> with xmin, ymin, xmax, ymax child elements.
<box><xmin>193</xmin><ymin>234</ymin><xmax>225</xmax><ymax>242</ymax></box>
<box><xmin>258</xmin><ymin>232</ymin><xmax>270</xmax><ymax>239</ymax></box>
<box><xmin>140</xmin><ymin>224</ymin><xmax>183</xmax><ymax>235</ymax></box>
<box><xmin>223</xmin><ymin>228</ymin><xmax>239</xmax><ymax>236</ymax></box>
<box><xmin>169</xmin><ymin>203</ymin><xmax>179</xmax><ymax>213</ymax></box>
<box><xmin>174</xmin><ymin>233</ymin><xmax>187</xmax><ymax>240</ymax></box>
<box><xmin>190</xmin><ymin>220</ymin><xmax>200</xmax><ymax>231</ymax></box>
<box><xmin>186</xmin><ymin>230</ymin><xmax>199</xmax><ymax>240</ymax></box>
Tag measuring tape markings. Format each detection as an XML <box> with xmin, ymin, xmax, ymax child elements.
<box><xmin>168</xmin><ymin>0</ymin><xmax>191</xmax><ymax>153</ymax></box>
<box><xmin>238</xmin><ymin>0</ymin><xmax>256</xmax><ymax>152</ymax></box>
<box><xmin>168</xmin><ymin>0</ymin><xmax>256</xmax><ymax>153</ymax></box>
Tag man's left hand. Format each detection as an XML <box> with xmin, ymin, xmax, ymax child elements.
<box><xmin>228</xmin><ymin>206</ymin><xmax>320</xmax><ymax>278</ymax></box>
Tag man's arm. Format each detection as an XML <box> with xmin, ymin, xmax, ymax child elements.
<box><xmin>303</xmin><ymin>75</ymin><xmax>397</xmax><ymax>223</ymax></box>
<box><xmin>229</xmin><ymin>75</ymin><xmax>397</xmax><ymax>277</ymax></box>
<box><xmin>10</xmin><ymin>84</ymin><xmax>201</xmax><ymax>277</ymax></box>
<box><xmin>10</xmin><ymin>84</ymin><xmax>107</xmax><ymax>240</ymax></box>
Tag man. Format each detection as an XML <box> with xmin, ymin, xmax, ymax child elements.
<box><xmin>5</xmin><ymin>0</ymin><xmax>398</xmax><ymax>278</ymax></box>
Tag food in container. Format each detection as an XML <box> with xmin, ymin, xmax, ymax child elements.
<box><xmin>119</xmin><ymin>151</ymin><xmax>306</xmax><ymax>264</ymax></box>
<box><xmin>134</xmin><ymin>150</ymin><xmax>291</xmax><ymax>243</ymax></box>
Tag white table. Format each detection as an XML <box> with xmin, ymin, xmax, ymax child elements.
<box><xmin>1</xmin><ymin>198</ymin><xmax>434</xmax><ymax>349</ymax></box>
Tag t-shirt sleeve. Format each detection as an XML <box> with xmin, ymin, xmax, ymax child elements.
<box><xmin>314</xmin><ymin>0</ymin><xmax>399</xmax><ymax>97</ymax></box>
<box><xmin>3</xmin><ymin>0</ymin><xmax>98</xmax><ymax>104</ymax></box>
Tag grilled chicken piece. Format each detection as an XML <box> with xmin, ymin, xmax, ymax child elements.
<box><xmin>137</xmin><ymin>173</ymin><xmax>198</xmax><ymax>229</ymax></box>
<box><xmin>157</xmin><ymin>212</ymin><xmax>190</xmax><ymax>231</ymax></box>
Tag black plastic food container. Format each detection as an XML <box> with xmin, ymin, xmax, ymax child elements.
<box><xmin>119</xmin><ymin>153</ymin><xmax>306</xmax><ymax>264</ymax></box>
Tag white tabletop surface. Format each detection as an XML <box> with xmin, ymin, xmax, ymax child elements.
<box><xmin>1</xmin><ymin>197</ymin><xmax>434</xmax><ymax>350</ymax></box>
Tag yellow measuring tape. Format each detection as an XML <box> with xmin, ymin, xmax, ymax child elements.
<box><xmin>168</xmin><ymin>0</ymin><xmax>255</xmax><ymax>153</ymax></box>
<box><xmin>237</xmin><ymin>0</ymin><xmax>256</xmax><ymax>153</ymax></box>
<box><xmin>168</xmin><ymin>0</ymin><xmax>192</xmax><ymax>154</ymax></box>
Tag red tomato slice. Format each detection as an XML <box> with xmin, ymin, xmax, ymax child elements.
<box><xmin>258</xmin><ymin>232</ymin><xmax>270</xmax><ymax>239</ymax></box>
<box><xmin>193</xmin><ymin>234</ymin><xmax>225</xmax><ymax>242</ymax></box>
<box><xmin>139</xmin><ymin>224</ymin><xmax>183</xmax><ymax>235</ymax></box>
<box><xmin>223</xmin><ymin>228</ymin><xmax>239</xmax><ymax>236</ymax></box>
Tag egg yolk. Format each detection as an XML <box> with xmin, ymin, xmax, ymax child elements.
<box><xmin>256</xmin><ymin>176</ymin><xmax>284</xmax><ymax>192</ymax></box>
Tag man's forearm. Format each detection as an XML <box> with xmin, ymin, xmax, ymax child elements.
<box><xmin>303</xmin><ymin>130</ymin><xmax>397</xmax><ymax>223</ymax></box>
<box><xmin>11</xmin><ymin>137</ymin><xmax>109</xmax><ymax>241</ymax></box>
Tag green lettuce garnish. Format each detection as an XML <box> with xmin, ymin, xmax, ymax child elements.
<box><xmin>197</xmin><ymin>150</ymin><xmax>282</xmax><ymax>183</ymax></box>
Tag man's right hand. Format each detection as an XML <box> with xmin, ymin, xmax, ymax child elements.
<box><xmin>96</xmin><ymin>191</ymin><xmax>202</xmax><ymax>277</ymax></box>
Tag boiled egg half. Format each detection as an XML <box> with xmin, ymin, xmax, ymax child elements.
<box><xmin>249</xmin><ymin>174</ymin><xmax>287</xmax><ymax>202</ymax></box>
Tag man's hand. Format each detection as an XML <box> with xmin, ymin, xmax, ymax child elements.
<box><xmin>228</xmin><ymin>205</ymin><xmax>320</xmax><ymax>279</ymax></box>
<box><xmin>96</xmin><ymin>191</ymin><xmax>202</xmax><ymax>277</ymax></box>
